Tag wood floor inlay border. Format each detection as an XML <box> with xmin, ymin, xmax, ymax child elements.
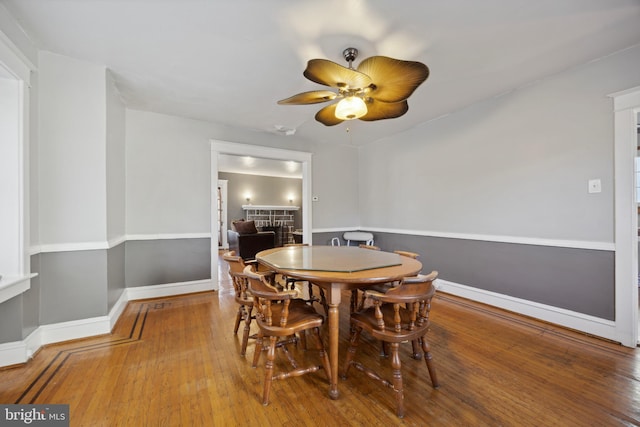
<box><xmin>14</xmin><ymin>302</ymin><xmax>158</xmax><ymax>404</ymax></box>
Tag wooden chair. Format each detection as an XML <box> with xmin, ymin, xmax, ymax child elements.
<box><xmin>282</xmin><ymin>243</ymin><xmax>310</xmax><ymax>289</ymax></box>
<box><xmin>350</xmin><ymin>244</ymin><xmax>382</xmax><ymax>312</ymax></box>
<box><xmin>359</xmin><ymin>250</ymin><xmax>425</xmax><ymax>358</ymax></box>
<box><xmin>344</xmin><ymin>231</ymin><xmax>374</xmax><ymax>246</ymax></box>
<box><xmin>362</xmin><ymin>250</ymin><xmax>422</xmax><ymax>302</ymax></box>
<box><xmin>222</xmin><ymin>251</ymin><xmax>259</xmax><ymax>356</ymax></box>
<box><xmin>282</xmin><ymin>243</ymin><xmax>328</xmax><ymax>316</ymax></box>
<box><xmin>354</xmin><ymin>246</ymin><xmax>420</xmax><ymax>306</ymax></box>
<box><xmin>243</xmin><ymin>265</ymin><xmax>332</xmax><ymax>406</ymax></box>
<box><xmin>342</xmin><ymin>271</ymin><xmax>440</xmax><ymax>418</ymax></box>
<box><xmin>358</xmin><ymin>244</ymin><xmax>381</xmax><ymax>251</ymax></box>
<box><xmin>392</xmin><ymin>250</ymin><xmax>420</xmax><ymax>259</ymax></box>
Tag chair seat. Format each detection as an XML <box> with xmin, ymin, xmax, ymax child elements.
<box><xmin>351</xmin><ymin>304</ymin><xmax>428</xmax><ymax>342</ymax></box>
<box><xmin>236</xmin><ymin>292</ymin><xmax>254</xmax><ymax>306</ymax></box>
<box><xmin>256</xmin><ymin>301</ymin><xmax>324</xmax><ymax>336</ymax></box>
<box><xmin>367</xmin><ymin>282</ymin><xmax>397</xmax><ymax>294</ymax></box>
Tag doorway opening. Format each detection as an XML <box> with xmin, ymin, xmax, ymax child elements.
<box><xmin>210</xmin><ymin>140</ymin><xmax>312</xmax><ymax>290</ymax></box>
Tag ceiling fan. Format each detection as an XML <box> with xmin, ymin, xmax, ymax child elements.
<box><xmin>278</xmin><ymin>47</ymin><xmax>429</xmax><ymax>126</ymax></box>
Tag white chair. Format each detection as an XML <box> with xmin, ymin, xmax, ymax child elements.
<box><xmin>333</xmin><ymin>231</ymin><xmax>374</xmax><ymax>247</ymax></box>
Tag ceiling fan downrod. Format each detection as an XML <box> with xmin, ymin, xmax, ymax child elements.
<box><xmin>343</xmin><ymin>47</ymin><xmax>358</xmax><ymax>69</ymax></box>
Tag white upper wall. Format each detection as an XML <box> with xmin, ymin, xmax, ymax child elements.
<box><xmin>359</xmin><ymin>44</ymin><xmax>640</xmax><ymax>244</ymax></box>
<box><xmin>125</xmin><ymin>109</ymin><xmax>213</xmax><ymax>235</ymax></box>
<box><xmin>106</xmin><ymin>70</ymin><xmax>125</xmax><ymax>242</ymax></box>
<box><xmin>309</xmin><ymin>142</ymin><xmax>359</xmax><ymax>230</ymax></box>
<box><xmin>125</xmin><ymin>109</ymin><xmax>360</xmax><ymax>236</ymax></box>
<box><xmin>38</xmin><ymin>51</ymin><xmax>108</xmax><ymax>246</ymax></box>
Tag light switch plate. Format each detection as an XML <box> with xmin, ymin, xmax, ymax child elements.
<box><xmin>588</xmin><ymin>179</ymin><xmax>602</xmax><ymax>193</ymax></box>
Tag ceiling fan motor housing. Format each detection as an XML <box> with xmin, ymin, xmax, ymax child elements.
<box><xmin>343</xmin><ymin>47</ymin><xmax>358</xmax><ymax>66</ymax></box>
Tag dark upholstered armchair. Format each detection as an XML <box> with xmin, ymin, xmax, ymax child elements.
<box><xmin>227</xmin><ymin>220</ymin><xmax>275</xmax><ymax>261</ymax></box>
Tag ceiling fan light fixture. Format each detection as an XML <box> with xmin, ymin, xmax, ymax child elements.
<box><xmin>279</xmin><ymin>47</ymin><xmax>429</xmax><ymax>126</ymax></box>
<box><xmin>335</xmin><ymin>96</ymin><xmax>367</xmax><ymax>120</ymax></box>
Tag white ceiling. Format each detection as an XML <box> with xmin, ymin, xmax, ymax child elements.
<box><xmin>3</xmin><ymin>0</ymin><xmax>640</xmax><ymax>149</ymax></box>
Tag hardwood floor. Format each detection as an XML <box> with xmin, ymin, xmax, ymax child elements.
<box><xmin>1</xmin><ymin>260</ymin><xmax>639</xmax><ymax>426</ymax></box>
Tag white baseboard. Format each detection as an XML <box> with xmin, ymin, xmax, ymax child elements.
<box><xmin>436</xmin><ymin>279</ymin><xmax>617</xmax><ymax>341</ymax></box>
<box><xmin>0</xmin><ymin>340</ymin><xmax>29</xmax><ymax>367</ymax></box>
<box><xmin>0</xmin><ymin>278</ymin><xmax>214</xmax><ymax>368</ymax></box>
<box><xmin>125</xmin><ymin>278</ymin><xmax>213</xmax><ymax>301</ymax></box>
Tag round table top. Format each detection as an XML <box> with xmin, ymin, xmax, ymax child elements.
<box><xmin>256</xmin><ymin>245</ymin><xmax>422</xmax><ymax>285</ymax></box>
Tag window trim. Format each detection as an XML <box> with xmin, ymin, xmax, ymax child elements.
<box><xmin>0</xmin><ymin>31</ymin><xmax>34</xmax><ymax>304</ymax></box>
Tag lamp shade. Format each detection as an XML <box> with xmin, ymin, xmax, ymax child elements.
<box><xmin>335</xmin><ymin>96</ymin><xmax>367</xmax><ymax>120</ymax></box>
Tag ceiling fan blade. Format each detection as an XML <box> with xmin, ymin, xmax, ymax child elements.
<box><xmin>277</xmin><ymin>90</ymin><xmax>337</xmax><ymax>105</ymax></box>
<box><xmin>304</xmin><ymin>59</ymin><xmax>372</xmax><ymax>90</ymax></box>
<box><xmin>315</xmin><ymin>103</ymin><xmax>344</xmax><ymax>126</ymax></box>
<box><xmin>357</xmin><ymin>56</ymin><xmax>429</xmax><ymax>103</ymax></box>
<box><xmin>359</xmin><ymin>99</ymin><xmax>409</xmax><ymax>122</ymax></box>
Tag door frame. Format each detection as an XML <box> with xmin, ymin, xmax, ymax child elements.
<box><xmin>210</xmin><ymin>140</ymin><xmax>312</xmax><ymax>290</ymax></box>
<box><xmin>611</xmin><ymin>85</ymin><xmax>640</xmax><ymax>347</ymax></box>
<box><xmin>217</xmin><ymin>179</ymin><xmax>228</xmax><ymax>249</ymax></box>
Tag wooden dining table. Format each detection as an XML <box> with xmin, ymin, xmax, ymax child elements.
<box><xmin>256</xmin><ymin>245</ymin><xmax>422</xmax><ymax>399</ymax></box>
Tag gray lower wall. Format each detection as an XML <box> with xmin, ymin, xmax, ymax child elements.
<box><xmin>22</xmin><ymin>253</ymin><xmax>41</xmax><ymax>338</ymax></box>
<box><xmin>0</xmin><ymin>238</ymin><xmax>210</xmax><ymax>345</ymax></box>
<box><xmin>39</xmin><ymin>249</ymin><xmax>109</xmax><ymax>324</ymax></box>
<box><xmin>0</xmin><ymin>293</ymin><xmax>22</xmax><ymax>342</ymax></box>
<box><xmin>3</xmin><ymin>231</ymin><xmax>612</xmax><ymax>344</ymax></box>
<box><xmin>125</xmin><ymin>238</ymin><xmax>211</xmax><ymax>287</ymax></box>
<box><xmin>107</xmin><ymin>243</ymin><xmax>126</xmax><ymax>311</ymax></box>
<box><xmin>313</xmin><ymin>231</ymin><xmax>614</xmax><ymax>320</ymax></box>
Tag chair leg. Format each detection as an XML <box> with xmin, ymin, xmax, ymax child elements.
<box><xmin>421</xmin><ymin>336</ymin><xmax>439</xmax><ymax>389</ymax></box>
<box><xmin>341</xmin><ymin>326</ymin><xmax>362</xmax><ymax>379</ymax></box>
<box><xmin>411</xmin><ymin>339</ymin><xmax>422</xmax><ymax>360</ymax></box>
<box><xmin>389</xmin><ymin>342</ymin><xmax>405</xmax><ymax>419</ymax></box>
<box><xmin>312</xmin><ymin>327</ymin><xmax>332</xmax><ymax>383</ymax></box>
<box><xmin>307</xmin><ymin>282</ymin><xmax>315</xmax><ymax>302</ymax></box>
<box><xmin>380</xmin><ymin>341</ymin><xmax>390</xmax><ymax>357</ymax></box>
<box><xmin>308</xmin><ymin>283</ymin><xmax>328</xmax><ymax>317</ymax></box>
<box><xmin>280</xmin><ymin>339</ymin><xmax>299</xmax><ymax>369</ymax></box>
<box><xmin>262</xmin><ymin>335</ymin><xmax>278</xmax><ymax>405</ymax></box>
<box><xmin>241</xmin><ymin>305</ymin><xmax>253</xmax><ymax>356</ymax></box>
<box><xmin>350</xmin><ymin>290</ymin><xmax>359</xmax><ymax>313</ymax></box>
<box><xmin>298</xmin><ymin>330</ymin><xmax>307</xmax><ymax>350</ymax></box>
<box><xmin>234</xmin><ymin>305</ymin><xmax>243</xmax><ymax>335</ymax></box>
<box><xmin>318</xmin><ymin>288</ymin><xmax>328</xmax><ymax>317</ymax></box>
<box><xmin>252</xmin><ymin>331</ymin><xmax>264</xmax><ymax>368</ymax></box>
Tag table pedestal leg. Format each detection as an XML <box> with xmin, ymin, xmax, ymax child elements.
<box><xmin>327</xmin><ymin>302</ymin><xmax>339</xmax><ymax>399</ymax></box>
<box><xmin>326</xmin><ymin>283</ymin><xmax>342</xmax><ymax>399</ymax></box>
